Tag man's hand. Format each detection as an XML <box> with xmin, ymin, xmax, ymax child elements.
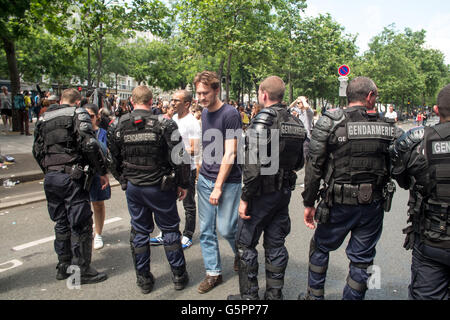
<box><xmin>238</xmin><ymin>200</ymin><xmax>251</xmax><ymax>220</ymax></box>
<box><xmin>304</xmin><ymin>206</ymin><xmax>317</xmax><ymax>229</ymax></box>
<box><xmin>177</xmin><ymin>187</ymin><xmax>187</xmax><ymax>201</ymax></box>
<box><xmin>209</xmin><ymin>186</ymin><xmax>222</xmax><ymax>206</ymax></box>
<box><xmin>100</xmin><ymin>174</ymin><xmax>110</xmax><ymax>190</ymax></box>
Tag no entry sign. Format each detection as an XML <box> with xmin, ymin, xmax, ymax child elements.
<box><xmin>338</xmin><ymin>65</ymin><xmax>350</xmax><ymax>77</ymax></box>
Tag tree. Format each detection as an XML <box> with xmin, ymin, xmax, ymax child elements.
<box><xmin>0</xmin><ymin>0</ymin><xmax>70</xmax><ymax>129</ymax></box>
<box><xmin>175</xmin><ymin>0</ymin><xmax>276</xmax><ymax>101</ymax></box>
<box><xmin>286</xmin><ymin>14</ymin><xmax>357</xmax><ymax>108</ymax></box>
<box><xmin>69</xmin><ymin>0</ymin><xmax>172</xmax><ymax>89</ymax></box>
<box><xmin>358</xmin><ymin>25</ymin><xmax>447</xmax><ymax>112</ymax></box>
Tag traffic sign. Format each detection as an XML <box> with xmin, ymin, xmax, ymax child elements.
<box><xmin>338</xmin><ymin>65</ymin><xmax>350</xmax><ymax>77</ymax></box>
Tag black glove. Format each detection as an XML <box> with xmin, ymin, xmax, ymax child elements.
<box><xmin>402</xmin><ymin>225</ymin><xmax>415</xmax><ymax>250</ymax></box>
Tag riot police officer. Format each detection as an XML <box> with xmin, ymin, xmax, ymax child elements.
<box><xmin>300</xmin><ymin>77</ymin><xmax>402</xmax><ymax>300</ymax></box>
<box><xmin>391</xmin><ymin>84</ymin><xmax>450</xmax><ymax>300</ymax></box>
<box><xmin>228</xmin><ymin>76</ymin><xmax>306</xmax><ymax>300</ymax></box>
<box><xmin>33</xmin><ymin>88</ymin><xmax>109</xmax><ymax>284</ymax></box>
<box><xmin>107</xmin><ymin>85</ymin><xmax>191</xmax><ymax>294</ymax></box>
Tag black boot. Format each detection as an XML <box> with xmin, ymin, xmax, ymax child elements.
<box><xmin>72</xmin><ymin>229</ymin><xmax>107</xmax><ymax>285</ymax></box>
<box><xmin>55</xmin><ymin>232</ymin><xmax>72</xmax><ymax>280</ymax></box>
<box><xmin>172</xmin><ymin>266</ymin><xmax>189</xmax><ymax>291</ymax></box>
<box><xmin>227</xmin><ymin>255</ymin><xmax>259</xmax><ymax>300</ymax></box>
<box><xmin>56</xmin><ymin>261</ymin><xmax>71</xmax><ymax>280</ymax></box>
<box><xmin>264</xmin><ymin>260</ymin><xmax>286</xmax><ymax>300</ymax></box>
<box><xmin>137</xmin><ymin>272</ymin><xmax>155</xmax><ymax>294</ymax></box>
<box><xmin>297</xmin><ymin>288</ymin><xmax>324</xmax><ymax>300</ymax></box>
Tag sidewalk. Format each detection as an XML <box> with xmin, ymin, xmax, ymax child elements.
<box><xmin>0</xmin><ymin>118</ymin><xmax>415</xmax><ymax>210</ymax></box>
<box><xmin>0</xmin><ymin>120</ymin><xmax>117</xmax><ymax>209</ymax></box>
<box><xmin>0</xmin><ymin>121</ymin><xmax>41</xmax><ymax>185</ymax></box>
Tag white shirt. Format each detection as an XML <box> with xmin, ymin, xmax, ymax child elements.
<box><xmin>385</xmin><ymin>110</ymin><xmax>398</xmax><ymax>120</ymax></box>
<box><xmin>173</xmin><ymin>113</ymin><xmax>201</xmax><ymax>170</ymax></box>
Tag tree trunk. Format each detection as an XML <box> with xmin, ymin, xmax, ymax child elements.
<box><xmin>288</xmin><ymin>69</ymin><xmax>293</xmax><ymax>104</ymax></box>
<box><xmin>225</xmin><ymin>51</ymin><xmax>232</xmax><ymax>103</ymax></box>
<box><xmin>115</xmin><ymin>73</ymin><xmax>118</xmax><ymax>94</ymax></box>
<box><xmin>96</xmin><ymin>24</ymin><xmax>103</xmax><ymax>89</ymax></box>
<box><xmin>217</xmin><ymin>58</ymin><xmax>225</xmax><ymax>101</ymax></box>
<box><xmin>2</xmin><ymin>36</ymin><xmax>20</xmax><ymax>131</ymax></box>
<box><xmin>87</xmin><ymin>43</ymin><xmax>92</xmax><ymax>89</ymax></box>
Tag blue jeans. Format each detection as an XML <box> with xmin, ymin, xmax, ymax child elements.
<box><xmin>197</xmin><ymin>174</ymin><xmax>241</xmax><ymax>276</ymax></box>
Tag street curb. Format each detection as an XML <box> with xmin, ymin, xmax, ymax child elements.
<box><xmin>0</xmin><ymin>170</ymin><xmax>44</xmax><ymax>185</ymax></box>
<box><xmin>0</xmin><ymin>180</ymin><xmax>121</xmax><ymax>210</ymax></box>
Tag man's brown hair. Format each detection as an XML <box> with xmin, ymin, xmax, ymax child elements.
<box><xmin>61</xmin><ymin>88</ymin><xmax>81</xmax><ymax>105</ymax></box>
<box><xmin>437</xmin><ymin>83</ymin><xmax>450</xmax><ymax>119</ymax></box>
<box><xmin>259</xmin><ymin>76</ymin><xmax>285</xmax><ymax>102</ymax></box>
<box><xmin>193</xmin><ymin>71</ymin><xmax>220</xmax><ymax>90</ymax></box>
<box><xmin>132</xmin><ymin>85</ymin><xmax>153</xmax><ymax>105</ymax></box>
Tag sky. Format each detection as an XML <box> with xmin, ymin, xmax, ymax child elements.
<box><xmin>304</xmin><ymin>0</ymin><xmax>450</xmax><ymax>64</ymax></box>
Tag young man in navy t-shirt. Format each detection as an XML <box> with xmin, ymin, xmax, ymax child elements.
<box><xmin>194</xmin><ymin>71</ymin><xmax>242</xmax><ymax>294</ymax></box>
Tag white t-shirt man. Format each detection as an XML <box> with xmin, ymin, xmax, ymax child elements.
<box><xmin>384</xmin><ymin>109</ymin><xmax>398</xmax><ymax>121</ymax></box>
<box><xmin>173</xmin><ymin>113</ymin><xmax>201</xmax><ymax>171</ymax></box>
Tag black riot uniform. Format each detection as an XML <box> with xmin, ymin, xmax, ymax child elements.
<box><xmin>229</xmin><ymin>103</ymin><xmax>306</xmax><ymax>300</ymax></box>
<box><xmin>391</xmin><ymin>122</ymin><xmax>450</xmax><ymax>300</ymax></box>
<box><xmin>301</xmin><ymin>106</ymin><xmax>401</xmax><ymax>300</ymax></box>
<box><xmin>107</xmin><ymin>109</ymin><xmax>191</xmax><ymax>293</ymax></box>
<box><xmin>33</xmin><ymin>103</ymin><xmax>108</xmax><ymax>284</ymax></box>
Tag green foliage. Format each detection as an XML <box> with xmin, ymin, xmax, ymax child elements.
<box><xmin>1</xmin><ymin>0</ymin><xmax>448</xmax><ymax>109</ymax></box>
<box><xmin>357</xmin><ymin>24</ymin><xmax>448</xmax><ymax>109</ymax></box>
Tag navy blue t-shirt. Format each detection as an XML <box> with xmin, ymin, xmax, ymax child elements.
<box><xmin>200</xmin><ymin>103</ymin><xmax>242</xmax><ymax>183</ymax></box>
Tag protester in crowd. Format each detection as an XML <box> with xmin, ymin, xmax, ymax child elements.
<box><xmin>250</xmin><ymin>103</ymin><xmax>262</xmax><ymax>120</ymax></box>
<box><xmin>38</xmin><ymin>99</ymin><xmax>50</xmax><ymax>117</ymax></box>
<box><xmin>384</xmin><ymin>105</ymin><xmax>398</xmax><ymax>122</ymax></box>
<box><xmin>194</xmin><ymin>71</ymin><xmax>242</xmax><ymax>294</ymax></box>
<box><xmin>152</xmin><ymin>89</ymin><xmax>201</xmax><ymax>249</ymax></box>
<box><xmin>0</xmin><ymin>86</ymin><xmax>12</xmax><ymax>134</ymax></box>
<box><xmin>84</xmin><ymin>103</ymin><xmax>111</xmax><ymax>250</ymax></box>
<box><xmin>239</xmin><ymin>106</ymin><xmax>250</xmax><ymax>130</ymax></box>
<box><xmin>163</xmin><ymin>105</ymin><xmax>175</xmax><ymax>120</ymax></box>
<box><xmin>16</xmin><ymin>91</ymin><xmax>31</xmax><ymax>136</ymax></box>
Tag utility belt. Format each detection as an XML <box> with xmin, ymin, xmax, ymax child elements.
<box><xmin>47</xmin><ymin>164</ymin><xmax>93</xmax><ymax>192</ymax></box>
<box><xmin>123</xmin><ymin>161</ymin><xmax>157</xmax><ymax>172</ymax></box>
<box><xmin>332</xmin><ymin>183</ymin><xmax>383</xmax><ymax>206</ymax></box>
<box><xmin>423</xmin><ymin>203</ymin><xmax>450</xmax><ymax>236</ymax></box>
<box><xmin>260</xmin><ymin>170</ymin><xmax>297</xmax><ymax>194</ymax></box>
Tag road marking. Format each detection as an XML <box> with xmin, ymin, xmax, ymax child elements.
<box><xmin>0</xmin><ymin>259</ymin><xmax>23</xmax><ymax>273</ymax></box>
<box><xmin>12</xmin><ymin>217</ymin><xmax>123</xmax><ymax>251</ymax></box>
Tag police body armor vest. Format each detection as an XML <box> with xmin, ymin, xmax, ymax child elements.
<box><xmin>249</xmin><ymin>105</ymin><xmax>305</xmax><ymax>194</ymax></box>
<box><xmin>118</xmin><ymin>112</ymin><xmax>168</xmax><ymax>181</ymax></box>
<box><xmin>41</xmin><ymin>106</ymin><xmax>79</xmax><ymax>168</ymax></box>
<box><xmin>327</xmin><ymin>108</ymin><xmax>395</xmax><ymax>188</ymax></box>
<box><xmin>275</xmin><ymin>106</ymin><xmax>306</xmax><ymax>170</ymax></box>
<box><xmin>421</xmin><ymin>123</ymin><xmax>450</xmax><ymax>244</ymax></box>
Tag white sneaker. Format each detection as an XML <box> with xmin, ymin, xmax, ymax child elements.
<box><xmin>150</xmin><ymin>232</ymin><xmax>163</xmax><ymax>246</ymax></box>
<box><xmin>181</xmin><ymin>236</ymin><xmax>192</xmax><ymax>249</ymax></box>
<box><xmin>94</xmin><ymin>234</ymin><xmax>104</xmax><ymax>250</ymax></box>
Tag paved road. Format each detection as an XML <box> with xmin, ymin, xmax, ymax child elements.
<box><xmin>0</xmin><ymin>120</ymin><xmax>417</xmax><ymax>300</ymax></box>
<box><xmin>0</xmin><ymin>174</ymin><xmax>412</xmax><ymax>300</ymax></box>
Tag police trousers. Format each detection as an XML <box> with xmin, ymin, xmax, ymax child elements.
<box><xmin>409</xmin><ymin>240</ymin><xmax>450</xmax><ymax>300</ymax></box>
<box><xmin>44</xmin><ymin>171</ymin><xmax>92</xmax><ymax>264</ymax></box>
<box><xmin>235</xmin><ymin>188</ymin><xmax>292</xmax><ymax>292</ymax></box>
<box><xmin>126</xmin><ymin>182</ymin><xmax>186</xmax><ymax>274</ymax></box>
<box><xmin>308</xmin><ymin>200</ymin><xmax>384</xmax><ymax>300</ymax></box>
